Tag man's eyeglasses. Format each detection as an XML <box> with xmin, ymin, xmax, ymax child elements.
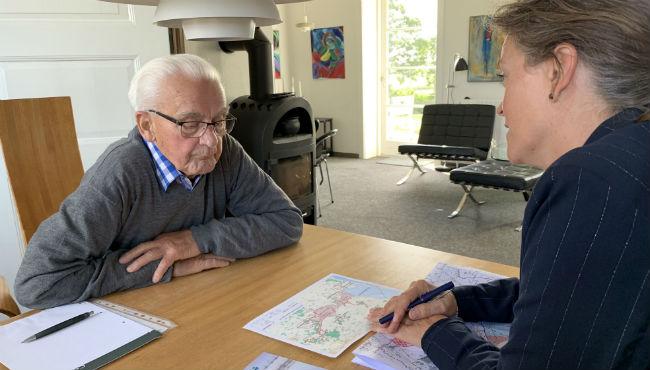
<box><xmin>147</xmin><ymin>110</ymin><xmax>236</xmax><ymax>138</ymax></box>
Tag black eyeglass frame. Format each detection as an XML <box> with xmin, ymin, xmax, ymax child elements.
<box><xmin>146</xmin><ymin>109</ymin><xmax>236</xmax><ymax>138</ymax></box>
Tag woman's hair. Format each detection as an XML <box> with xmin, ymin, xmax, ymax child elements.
<box><xmin>493</xmin><ymin>0</ymin><xmax>650</xmax><ymax>120</ymax></box>
<box><xmin>128</xmin><ymin>54</ymin><xmax>224</xmax><ymax>111</ymax></box>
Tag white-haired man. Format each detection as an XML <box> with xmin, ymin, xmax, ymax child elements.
<box><xmin>15</xmin><ymin>54</ymin><xmax>303</xmax><ymax>309</ymax></box>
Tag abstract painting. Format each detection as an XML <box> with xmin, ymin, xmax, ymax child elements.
<box><xmin>468</xmin><ymin>16</ymin><xmax>505</xmax><ymax>82</ymax></box>
<box><xmin>310</xmin><ymin>26</ymin><xmax>345</xmax><ymax>79</ymax></box>
<box><xmin>273</xmin><ymin>30</ymin><xmax>281</xmax><ymax>79</ymax></box>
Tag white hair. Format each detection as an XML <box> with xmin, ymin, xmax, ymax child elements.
<box><xmin>128</xmin><ymin>54</ymin><xmax>224</xmax><ymax>111</ymax></box>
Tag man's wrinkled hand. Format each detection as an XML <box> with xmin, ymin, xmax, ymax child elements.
<box><xmin>119</xmin><ymin>229</ymin><xmax>204</xmax><ymax>283</ymax></box>
<box><xmin>172</xmin><ymin>254</ymin><xmax>233</xmax><ymax>278</ymax></box>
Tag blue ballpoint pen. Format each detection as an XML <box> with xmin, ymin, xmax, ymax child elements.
<box><xmin>378</xmin><ymin>281</ymin><xmax>455</xmax><ymax>325</ymax></box>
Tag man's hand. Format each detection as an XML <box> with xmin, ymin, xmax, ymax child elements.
<box><xmin>172</xmin><ymin>254</ymin><xmax>233</xmax><ymax>278</ymax></box>
<box><xmin>367</xmin><ymin>280</ymin><xmax>459</xmax><ymax>333</ymax></box>
<box><xmin>119</xmin><ymin>230</ymin><xmax>230</xmax><ymax>283</ymax></box>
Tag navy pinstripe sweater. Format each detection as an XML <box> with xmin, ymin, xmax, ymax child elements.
<box><xmin>422</xmin><ymin>109</ymin><xmax>650</xmax><ymax>369</ymax></box>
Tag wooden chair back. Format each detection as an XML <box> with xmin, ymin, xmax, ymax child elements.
<box><xmin>0</xmin><ymin>97</ymin><xmax>84</xmax><ymax>244</ymax></box>
<box><xmin>0</xmin><ymin>275</ymin><xmax>19</xmax><ymax>317</ymax></box>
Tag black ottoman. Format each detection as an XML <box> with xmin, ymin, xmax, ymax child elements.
<box><xmin>447</xmin><ymin>159</ymin><xmax>543</xmax><ymax>219</ymax></box>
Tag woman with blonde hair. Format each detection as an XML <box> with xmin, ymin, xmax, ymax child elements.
<box><xmin>370</xmin><ymin>0</ymin><xmax>650</xmax><ymax>368</ymax></box>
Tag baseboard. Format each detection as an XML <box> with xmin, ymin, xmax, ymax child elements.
<box><xmin>332</xmin><ymin>152</ymin><xmax>359</xmax><ymax>158</ymax></box>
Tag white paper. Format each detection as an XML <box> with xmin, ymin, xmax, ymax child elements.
<box><xmin>353</xmin><ymin>334</ymin><xmax>438</xmax><ymax>370</ymax></box>
<box><xmin>352</xmin><ymin>263</ymin><xmax>511</xmax><ymax>370</ymax></box>
<box><xmin>244</xmin><ymin>273</ymin><xmax>400</xmax><ymax>358</ymax></box>
<box><xmin>244</xmin><ymin>352</ymin><xmax>326</xmax><ymax>370</ymax></box>
<box><xmin>425</xmin><ymin>262</ymin><xmax>505</xmax><ymax>287</ymax></box>
<box><xmin>0</xmin><ymin>301</ymin><xmax>153</xmax><ymax>370</ymax></box>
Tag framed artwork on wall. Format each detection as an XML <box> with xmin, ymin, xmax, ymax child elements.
<box><xmin>273</xmin><ymin>30</ymin><xmax>281</xmax><ymax>79</ymax></box>
<box><xmin>468</xmin><ymin>15</ymin><xmax>505</xmax><ymax>82</ymax></box>
<box><xmin>310</xmin><ymin>26</ymin><xmax>345</xmax><ymax>79</ymax></box>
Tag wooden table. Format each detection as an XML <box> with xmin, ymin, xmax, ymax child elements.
<box><xmin>2</xmin><ymin>225</ymin><xmax>519</xmax><ymax>369</ymax></box>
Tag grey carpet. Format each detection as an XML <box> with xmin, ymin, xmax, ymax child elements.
<box><xmin>315</xmin><ymin>157</ymin><xmax>524</xmax><ymax>267</ymax></box>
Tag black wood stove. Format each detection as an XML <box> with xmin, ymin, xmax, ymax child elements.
<box><xmin>220</xmin><ymin>29</ymin><xmax>317</xmax><ymax>224</ymax></box>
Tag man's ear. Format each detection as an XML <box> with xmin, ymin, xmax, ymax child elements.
<box><xmin>549</xmin><ymin>43</ymin><xmax>578</xmax><ymax>100</ymax></box>
<box><xmin>135</xmin><ymin>111</ymin><xmax>156</xmax><ymax>142</ymax></box>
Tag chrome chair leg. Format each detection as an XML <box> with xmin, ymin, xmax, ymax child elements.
<box><xmin>318</xmin><ymin>162</ymin><xmax>325</xmax><ymax>185</ymax></box>
<box><xmin>324</xmin><ymin>158</ymin><xmax>333</xmax><ymax>204</ymax></box>
<box><xmin>448</xmin><ymin>192</ymin><xmax>469</xmax><ymax>219</ymax></box>
<box><xmin>396</xmin><ymin>155</ymin><xmax>428</xmax><ymax>185</ymax></box>
<box><xmin>448</xmin><ymin>185</ymin><xmax>484</xmax><ymax>218</ymax></box>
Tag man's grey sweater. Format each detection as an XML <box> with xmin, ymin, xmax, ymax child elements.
<box><xmin>15</xmin><ymin>128</ymin><xmax>303</xmax><ymax>309</ymax></box>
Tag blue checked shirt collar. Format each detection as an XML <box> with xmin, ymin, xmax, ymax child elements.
<box><xmin>143</xmin><ymin>139</ymin><xmax>201</xmax><ymax>192</ymax></box>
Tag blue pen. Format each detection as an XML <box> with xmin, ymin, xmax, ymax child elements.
<box><xmin>378</xmin><ymin>281</ymin><xmax>455</xmax><ymax>325</ymax></box>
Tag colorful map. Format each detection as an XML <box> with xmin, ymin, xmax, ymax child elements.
<box><xmin>425</xmin><ymin>262</ymin><xmax>505</xmax><ymax>287</ymax></box>
<box><xmin>353</xmin><ymin>263</ymin><xmax>511</xmax><ymax>369</ymax></box>
<box><xmin>244</xmin><ymin>274</ymin><xmax>400</xmax><ymax>358</ymax></box>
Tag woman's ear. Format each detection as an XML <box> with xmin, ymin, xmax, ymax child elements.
<box><xmin>135</xmin><ymin>111</ymin><xmax>156</xmax><ymax>142</ymax></box>
<box><xmin>549</xmin><ymin>43</ymin><xmax>579</xmax><ymax>101</ymax></box>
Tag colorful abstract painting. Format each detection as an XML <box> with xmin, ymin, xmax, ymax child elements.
<box><xmin>311</xmin><ymin>26</ymin><xmax>345</xmax><ymax>79</ymax></box>
<box><xmin>468</xmin><ymin>16</ymin><xmax>505</xmax><ymax>82</ymax></box>
<box><xmin>273</xmin><ymin>30</ymin><xmax>281</xmax><ymax>79</ymax></box>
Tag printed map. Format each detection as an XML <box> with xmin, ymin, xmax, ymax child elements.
<box><xmin>353</xmin><ymin>263</ymin><xmax>511</xmax><ymax>369</ymax></box>
<box><xmin>244</xmin><ymin>274</ymin><xmax>400</xmax><ymax>358</ymax></box>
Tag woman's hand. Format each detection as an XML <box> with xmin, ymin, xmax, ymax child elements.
<box><xmin>367</xmin><ymin>279</ymin><xmax>459</xmax><ymax>337</ymax></box>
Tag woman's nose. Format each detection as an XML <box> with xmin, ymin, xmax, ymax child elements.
<box><xmin>497</xmin><ymin>102</ymin><xmax>504</xmax><ymax>116</ymax></box>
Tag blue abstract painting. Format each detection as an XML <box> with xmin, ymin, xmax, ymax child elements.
<box><xmin>468</xmin><ymin>16</ymin><xmax>505</xmax><ymax>82</ymax></box>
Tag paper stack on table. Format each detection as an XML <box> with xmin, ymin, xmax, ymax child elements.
<box><xmin>352</xmin><ymin>263</ymin><xmax>510</xmax><ymax>370</ymax></box>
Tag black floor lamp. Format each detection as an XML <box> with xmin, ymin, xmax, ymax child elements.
<box><xmin>446</xmin><ymin>53</ymin><xmax>469</xmax><ymax>103</ymax></box>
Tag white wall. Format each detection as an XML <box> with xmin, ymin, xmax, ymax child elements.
<box><xmin>361</xmin><ymin>0</ymin><xmax>380</xmax><ymax>159</ymax></box>
<box><xmin>283</xmin><ymin>0</ymin><xmax>364</xmax><ymax>157</ymax></box>
<box><xmin>437</xmin><ymin>0</ymin><xmax>508</xmax><ymax>158</ymax></box>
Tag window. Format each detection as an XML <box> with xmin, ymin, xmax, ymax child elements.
<box><xmin>382</xmin><ymin>0</ymin><xmax>437</xmax><ymax>152</ymax></box>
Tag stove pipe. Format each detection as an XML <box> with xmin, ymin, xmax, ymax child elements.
<box><xmin>219</xmin><ymin>28</ymin><xmax>273</xmax><ymax>101</ymax></box>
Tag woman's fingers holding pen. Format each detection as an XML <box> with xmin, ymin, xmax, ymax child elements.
<box><xmin>386</xmin><ymin>280</ymin><xmax>435</xmax><ymax>332</ymax></box>
<box><xmin>408</xmin><ymin>291</ymin><xmax>458</xmax><ymax>320</ymax></box>
<box><xmin>368</xmin><ymin>279</ymin><xmax>435</xmax><ymax>333</ymax></box>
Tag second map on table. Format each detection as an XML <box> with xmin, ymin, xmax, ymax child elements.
<box><xmin>244</xmin><ymin>273</ymin><xmax>400</xmax><ymax>358</ymax></box>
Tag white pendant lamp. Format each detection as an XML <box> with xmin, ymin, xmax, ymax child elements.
<box><xmin>295</xmin><ymin>3</ymin><xmax>315</xmax><ymax>32</ymax></box>
<box><xmin>99</xmin><ymin>0</ymin><xmax>307</xmax><ymax>40</ymax></box>
<box><xmin>153</xmin><ymin>0</ymin><xmax>281</xmax><ymax>41</ymax></box>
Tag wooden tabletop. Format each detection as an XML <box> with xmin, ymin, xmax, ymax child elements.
<box><xmin>2</xmin><ymin>225</ymin><xmax>519</xmax><ymax>369</ymax></box>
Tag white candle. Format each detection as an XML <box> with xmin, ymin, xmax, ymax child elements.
<box><xmin>298</xmin><ymin>81</ymin><xmax>303</xmax><ymax>97</ymax></box>
<box><xmin>291</xmin><ymin>77</ymin><xmax>295</xmax><ymax>93</ymax></box>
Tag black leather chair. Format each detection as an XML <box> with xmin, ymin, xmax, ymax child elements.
<box><xmin>397</xmin><ymin>104</ymin><xmax>496</xmax><ymax>185</ymax></box>
<box><xmin>314</xmin><ymin>128</ymin><xmax>338</xmax><ymax>216</ymax></box>
<box><xmin>448</xmin><ymin>159</ymin><xmax>543</xmax><ymax>220</ymax></box>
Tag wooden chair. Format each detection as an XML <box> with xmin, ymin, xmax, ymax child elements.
<box><xmin>0</xmin><ymin>275</ymin><xmax>19</xmax><ymax>317</ymax></box>
<box><xmin>0</xmin><ymin>97</ymin><xmax>84</xmax><ymax>244</ymax></box>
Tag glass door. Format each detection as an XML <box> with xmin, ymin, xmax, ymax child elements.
<box><xmin>381</xmin><ymin>0</ymin><xmax>438</xmax><ymax>154</ymax></box>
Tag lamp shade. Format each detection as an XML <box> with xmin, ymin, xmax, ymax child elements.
<box><xmin>98</xmin><ymin>0</ymin><xmax>282</xmax><ymax>40</ymax></box>
<box><xmin>98</xmin><ymin>0</ymin><xmax>158</xmax><ymax>5</ymax></box>
<box><xmin>454</xmin><ymin>57</ymin><xmax>469</xmax><ymax>72</ymax></box>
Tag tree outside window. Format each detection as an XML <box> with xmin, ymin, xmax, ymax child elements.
<box><xmin>385</xmin><ymin>0</ymin><xmax>437</xmax><ymax>144</ymax></box>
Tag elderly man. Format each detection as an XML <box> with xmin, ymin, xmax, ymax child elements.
<box><xmin>15</xmin><ymin>54</ymin><xmax>303</xmax><ymax>309</ymax></box>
